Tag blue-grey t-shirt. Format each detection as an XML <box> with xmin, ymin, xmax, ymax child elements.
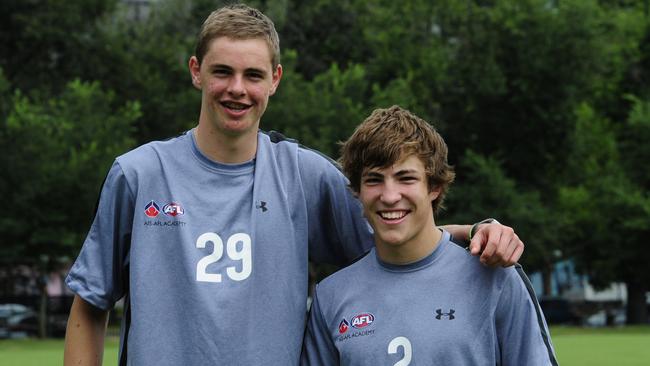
<box><xmin>66</xmin><ymin>130</ymin><xmax>372</xmax><ymax>365</ymax></box>
<box><xmin>301</xmin><ymin>230</ymin><xmax>558</xmax><ymax>366</ymax></box>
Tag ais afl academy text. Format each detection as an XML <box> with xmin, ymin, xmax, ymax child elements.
<box><xmin>143</xmin><ymin>200</ymin><xmax>187</xmax><ymax>227</ymax></box>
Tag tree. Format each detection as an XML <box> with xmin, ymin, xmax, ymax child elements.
<box><xmin>281</xmin><ymin>0</ymin><xmax>371</xmax><ymax>79</ymax></box>
<box><xmin>559</xmin><ymin>101</ymin><xmax>650</xmax><ymax>324</ymax></box>
<box><xmin>0</xmin><ymin>0</ymin><xmax>119</xmax><ymax>94</ymax></box>
<box><xmin>0</xmin><ymin>79</ymin><xmax>139</xmax><ymax>337</ymax></box>
<box><xmin>1</xmin><ymin>80</ymin><xmax>139</xmax><ymax>263</ymax></box>
<box><xmin>264</xmin><ymin>52</ymin><xmax>368</xmax><ymax>157</ymax></box>
<box><xmin>436</xmin><ymin>0</ymin><xmax>643</xmax><ymax>191</ymax></box>
<box><xmin>442</xmin><ymin>150</ymin><xmax>558</xmax><ymax>295</ymax></box>
<box><xmin>0</xmin><ymin>0</ymin><xmax>207</xmax><ymax>144</ymax></box>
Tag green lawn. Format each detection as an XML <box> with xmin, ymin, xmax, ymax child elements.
<box><xmin>551</xmin><ymin>326</ymin><xmax>650</xmax><ymax>366</ymax></box>
<box><xmin>0</xmin><ymin>337</ymin><xmax>118</xmax><ymax>366</ymax></box>
<box><xmin>0</xmin><ymin>326</ymin><xmax>648</xmax><ymax>365</ymax></box>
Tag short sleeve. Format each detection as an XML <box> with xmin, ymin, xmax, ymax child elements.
<box><xmin>65</xmin><ymin>161</ymin><xmax>134</xmax><ymax>310</ymax></box>
<box><xmin>298</xmin><ymin>148</ymin><xmax>373</xmax><ymax>265</ymax></box>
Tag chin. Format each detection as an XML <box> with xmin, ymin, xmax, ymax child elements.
<box><xmin>378</xmin><ymin>236</ymin><xmax>405</xmax><ymax>247</ymax></box>
<box><xmin>220</xmin><ymin>121</ymin><xmax>257</xmax><ymax>135</ymax></box>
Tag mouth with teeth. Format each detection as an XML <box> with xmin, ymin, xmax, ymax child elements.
<box><xmin>221</xmin><ymin>101</ymin><xmax>252</xmax><ymax>113</ymax></box>
<box><xmin>378</xmin><ymin>210</ymin><xmax>409</xmax><ymax>222</ymax></box>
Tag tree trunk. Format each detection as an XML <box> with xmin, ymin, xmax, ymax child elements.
<box><xmin>625</xmin><ymin>280</ymin><xmax>648</xmax><ymax>325</ymax></box>
<box><xmin>38</xmin><ymin>281</ymin><xmax>48</xmax><ymax>338</ymax></box>
<box><xmin>542</xmin><ymin>264</ymin><xmax>553</xmax><ymax>297</ymax></box>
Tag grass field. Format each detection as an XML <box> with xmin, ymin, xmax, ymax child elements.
<box><xmin>0</xmin><ymin>326</ymin><xmax>649</xmax><ymax>365</ymax></box>
<box><xmin>0</xmin><ymin>337</ymin><xmax>119</xmax><ymax>366</ymax></box>
<box><xmin>551</xmin><ymin>326</ymin><xmax>650</xmax><ymax>365</ymax></box>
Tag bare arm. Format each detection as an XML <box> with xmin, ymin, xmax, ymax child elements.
<box><xmin>441</xmin><ymin>222</ymin><xmax>524</xmax><ymax>267</ymax></box>
<box><xmin>440</xmin><ymin>224</ymin><xmax>472</xmax><ymax>242</ymax></box>
<box><xmin>64</xmin><ymin>295</ymin><xmax>110</xmax><ymax>366</ymax></box>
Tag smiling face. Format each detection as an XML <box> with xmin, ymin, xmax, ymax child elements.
<box><xmin>189</xmin><ymin>36</ymin><xmax>282</xmax><ymax>140</ymax></box>
<box><xmin>359</xmin><ymin>154</ymin><xmax>442</xmax><ymax>264</ymax></box>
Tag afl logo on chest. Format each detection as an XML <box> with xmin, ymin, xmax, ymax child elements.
<box><xmin>163</xmin><ymin>202</ymin><xmax>185</xmax><ymax>217</ymax></box>
<box><xmin>351</xmin><ymin>313</ymin><xmax>375</xmax><ymax>329</ymax></box>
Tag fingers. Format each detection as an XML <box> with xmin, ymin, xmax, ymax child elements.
<box><xmin>499</xmin><ymin>237</ymin><xmax>518</xmax><ymax>265</ymax></box>
<box><xmin>484</xmin><ymin>227</ymin><xmax>516</xmax><ymax>266</ymax></box>
<box><xmin>469</xmin><ymin>225</ymin><xmax>491</xmax><ymax>255</ymax></box>
<box><xmin>507</xmin><ymin>239</ymin><xmax>525</xmax><ymax>266</ymax></box>
<box><xmin>469</xmin><ymin>223</ymin><xmax>500</xmax><ymax>259</ymax></box>
<box><xmin>479</xmin><ymin>226</ymin><xmax>502</xmax><ymax>267</ymax></box>
<box><xmin>470</xmin><ymin>223</ymin><xmax>523</xmax><ymax>267</ymax></box>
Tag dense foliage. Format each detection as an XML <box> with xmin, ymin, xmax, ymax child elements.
<box><xmin>1</xmin><ymin>0</ymin><xmax>648</xmax><ymax>323</ymax></box>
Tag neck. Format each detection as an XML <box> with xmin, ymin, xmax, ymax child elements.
<box><xmin>194</xmin><ymin>123</ymin><xmax>258</xmax><ymax>164</ymax></box>
<box><xmin>376</xmin><ymin>223</ymin><xmax>442</xmax><ymax>265</ymax></box>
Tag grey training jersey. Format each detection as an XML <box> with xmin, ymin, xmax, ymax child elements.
<box><xmin>301</xmin><ymin>230</ymin><xmax>558</xmax><ymax>366</ymax></box>
<box><xmin>66</xmin><ymin>130</ymin><xmax>372</xmax><ymax>365</ymax></box>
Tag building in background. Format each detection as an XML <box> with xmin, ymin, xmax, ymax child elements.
<box><xmin>530</xmin><ymin>260</ymin><xmax>633</xmax><ymax>326</ymax></box>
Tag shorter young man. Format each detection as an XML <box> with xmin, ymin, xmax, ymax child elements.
<box><xmin>301</xmin><ymin>106</ymin><xmax>558</xmax><ymax>366</ymax></box>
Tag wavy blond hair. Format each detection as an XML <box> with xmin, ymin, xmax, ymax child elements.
<box><xmin>340</xmin><ymin>105</ymin><xmax>455</xmax><ymax>214</ymax></box>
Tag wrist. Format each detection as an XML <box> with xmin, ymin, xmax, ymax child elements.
<box><xmin>469</xmin><ymin>218</ymin><xmax>499</xmax><ymax>240</ymax></box>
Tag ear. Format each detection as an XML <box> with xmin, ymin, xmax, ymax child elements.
<box><xmin>188</xmin><ymin>56</ymin><xmax>202</xmax><ymax>90</ymax></box>
<box><xmin>429</xmin><ymin>185</ymin><xmax>441</xmax><ymax>201</ymax></box>
<box><xmin>269</xmin><ymin>64</ymin><xmax>283</xmax><ymax>95</ymax></box>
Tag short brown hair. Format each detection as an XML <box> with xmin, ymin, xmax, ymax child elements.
<box><xmin>195</xmin><ymin>4</ymin><xmax>280</xmax><ymax>67</ymax></box>
<box><xmin>340</xmin><ymin>105</ymin><xmax>455</xmax><ymax>214</ymax></box>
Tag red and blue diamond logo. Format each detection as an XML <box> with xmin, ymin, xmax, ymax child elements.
<box><xmin>338</xmin><ymin>319</ymin><xmax>349</xmax><ymax>334</ymax></box>
<box><xmin>144</xmin><ymin>200</ymin><xmax>160</xmax><ymax>218</ymax></box>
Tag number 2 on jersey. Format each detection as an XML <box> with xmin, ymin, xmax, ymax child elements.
<box><xmin>195</xmin><ymin>232</ymin><xmax>252</xmax><ymax>282</ymax></box>
<box><xmin>388</xmin><ymin>336</ymin><xmax>412</xmax><ymax>366</ymax></box>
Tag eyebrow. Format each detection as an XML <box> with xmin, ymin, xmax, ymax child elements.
<box><xmin>395</xmin><ymin>169</ymin><xmax>418</xmax><ymax>176</ymax></box>
<box><xmin>362</xmin><ymin>168</ymin><xmax>418</xmax><ymax>178</ymax></box>
<box><xmin>362</xmin><ymin>171</ymin><xmax>384</xmax><ymax>178</ymax></box>
<box><xmin>209</xmin><ymin>63</ymin><xmax>230</xmax><ymax>69</ymax></box>
<box><xmin>209</xmin><ymin>64</ymin><xmax>267</xmax><ymax>75</ymax></box>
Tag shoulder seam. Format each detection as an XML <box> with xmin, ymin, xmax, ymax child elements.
<box><xmin>263</xmin><ymin>130</ymin><xmax>343</xmax><ymax>171</ymax></box>
<box><xmin>114</xmin><ymin>160</ymin><xmax>136</xmax><ymax>203</ymax></box>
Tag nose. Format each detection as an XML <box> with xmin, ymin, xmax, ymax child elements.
<box><xmin>227</xmin><ymin>75</ymin><xmax>245</xmax><ymax>97</ymax></box>
<box><xmin>380</xmin><ymin>180</ymin><xmax>401</xmax><ymax>205</ymax></box>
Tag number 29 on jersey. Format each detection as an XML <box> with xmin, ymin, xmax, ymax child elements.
<box><xmin>195</xmin><ymin>232</ymin><xmax>252</xmax><ymax>282</ymax></box>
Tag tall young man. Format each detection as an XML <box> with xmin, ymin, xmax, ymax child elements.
<box><xmin>301</xmin><ymin>106</ymin><xmax>557</xmax><ymax>366</ymax></box>
<box><xmin>64</xmin><ymin>5</ymin><xmax>524</xmax><ymax>366</ymax></box>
